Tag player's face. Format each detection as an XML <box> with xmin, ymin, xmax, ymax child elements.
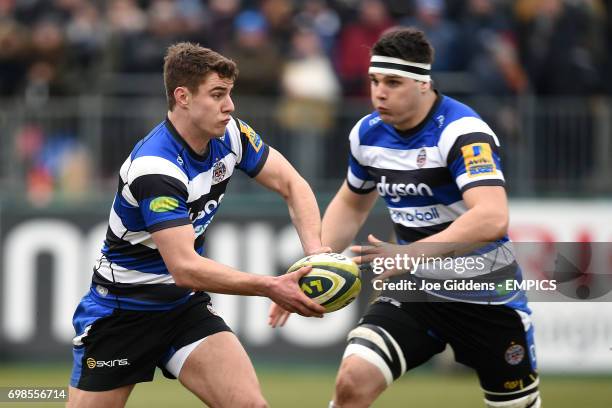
<box><xmin>370</xmin><ymin>73</ymin><xmax>427</xmax><ymax>130</ymax></box>
<box><xmin>188</xmin><ymin>72</ymin><xmax>235</xmax><ymax>138</ymax></box>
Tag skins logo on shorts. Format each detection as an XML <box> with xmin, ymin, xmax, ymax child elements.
<box><xmin>86</xmin><ymin>357</ymin><xmax>130</xmax><ymax>369</ymax></box>
<box><xmin>238</xmin><ymin>120</ymin><xmax>263</xmax><ymax>153</ymax></box>
<box><xmin>149</xmin><ymin>196</ymin><xmax>179</xmax><ymax>213</ymax></box>
<box><xmin>461</xmin><ymin>142</ymin><xmax>496</xmax><ymax>177</ymax></box>
<box><xmin>505</xmin><ymin>343</ymin><xmax>525</xmax><ymax>365</ymax></box>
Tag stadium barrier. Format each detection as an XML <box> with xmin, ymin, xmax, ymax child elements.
<box><xmin>0</xmin><ymin>95</ymin><xmax>610</xmax><ymax>196</ymax></box>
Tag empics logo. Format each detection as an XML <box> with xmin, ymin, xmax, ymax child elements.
<box><xmin>86</xmin><ymin>357</ymin><xmax>130</xmax><ymax>369</ymax></box>
<box><xmin>376</xmin><ymin>176</ymin><xmax>433</xmax><ymax>202</ymax></box>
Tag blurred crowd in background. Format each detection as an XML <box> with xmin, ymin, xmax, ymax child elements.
<box><xmin>0</xmin><ymin>0</ymin><xmax>610</xmax><ymax>203</ymax></box>
<box><xmin>0</xmin><ymin>0</ymin><xmax>610</xmax><ymax>99</ymax></box>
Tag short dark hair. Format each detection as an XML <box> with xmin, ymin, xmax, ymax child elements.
<box><xmin>371</xmin><ymin>27</ymin><xmax>434</xmax><ymax>65</ymax></box>
<box><xmin>163</xmin><ymin>42</ymin><xmax>238</xmax><ymax>110</ymax></box>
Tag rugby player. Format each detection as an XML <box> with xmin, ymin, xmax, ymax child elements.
<box><xmin>68</xmin><ymin>42</ymin><xmax>326</xmax><ymax>408</ymax></box>
<box><xmin>270</xmin><ymin>28</ymin><xmax>541</xmax><ymax>408</ymax></box>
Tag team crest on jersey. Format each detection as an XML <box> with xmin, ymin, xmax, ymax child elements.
<box><xmin>504</xmin><ymin>343</ymin><xmax>525</xmax><ymax>365</ymax></box>
<box><xmin>416</xmin><ymin>148</ymin><xmax>427</xmax><ymax>168</ymax></box>
<box><xmin>238</xmin><ymin>119</ymin><xmax>262</xmax><ymax>152</ymax></box>
<box><xmin>461</xmin><ymin>142</ymin><xmax>496</xmax><ymax>177</ymax></box>
<box><xmin>436</xmin><ymin>115</ymin><xmax>445</xmax><ymax>127</ymax></box>
<box><xmin>212</xmin><ymin>160</ymin><xmax>227</xmax><ymax>183</ymax></box>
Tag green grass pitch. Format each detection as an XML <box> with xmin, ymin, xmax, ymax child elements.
<box><xmin>0</xmin><ymin>364</ymin><xmax>609</xmax><ymax>407</ymax></box>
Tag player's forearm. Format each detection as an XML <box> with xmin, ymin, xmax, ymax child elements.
<box><xmin>284</xmin><ymin>176</ymin><xmax>324</xmax><ymax>254</ymax></box>
<box><xmin>322</xmin><ymin>200</ymin><xmax>366</xmax><ymax>253</ymax></box>
<box><xmin>422</xmin><ymin>205</ymin><xmax>508</xmax><ymax>245</ymax></box>
<box><xmin>173</xmin><ymin>255</ymin><xmax>270</xmax><ymax>296</ymax></box>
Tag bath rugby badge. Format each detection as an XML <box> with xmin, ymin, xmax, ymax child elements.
<box><xmin>212</xmin><ymin>160</ymin><xmax>227</xmax><ymax>183</ymax></box>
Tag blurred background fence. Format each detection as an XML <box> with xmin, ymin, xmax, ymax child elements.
<box><xmin>1</xmin><ymin>91</ymin><xmax>611</xmax><ymax>201</ymax></box>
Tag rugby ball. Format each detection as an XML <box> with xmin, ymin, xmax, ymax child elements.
<box><xmin>287</xmin><ymin>253</ymin><xmax>361</xmax><ymax>313</ymax></box>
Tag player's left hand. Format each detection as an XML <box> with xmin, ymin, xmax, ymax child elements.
<box><xmin>350</xmin><ymin>234</ymin><xmax>411</xmax><ymax>281</ymax></box>
<box><xmin>268</xmin><ymin>302</ymin><xmax>291</xmax><ymax>328</ymax></box>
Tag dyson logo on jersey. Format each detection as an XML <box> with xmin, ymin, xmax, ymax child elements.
<box><xmin>390</xmin><ymin>207</ymin><xmax>440</xmax><ymax>223</ymax></box>
<box><xmin>376</xmin><ymin>176</ymin><xmax>433</xmax><ymax>202</ymax></box>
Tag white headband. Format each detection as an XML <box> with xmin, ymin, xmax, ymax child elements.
<box><xmin>368</xmin><ymin>55</ymin><xmax>432</xmax><ymax>82</ymax></box>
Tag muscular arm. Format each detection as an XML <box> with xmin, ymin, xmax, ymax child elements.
<box><xmin>422</xmin><ymin>185</ymin><xmax>508</xmax><ymax>244</ymax></box>
<box><xmin>153</xmin><ymin>225</ymin><xmax>268</xmax><ymax>294</ymax></box>
<box><xmin>152</xmin><ymin>225</ymin><xmax>324</xmax><ymax>316</ymax></box>
<box><xmin>322</xmin><ymin>181</ymin><xmax>378</xmax><ymax>252</ymax></box>
<box><xmin>254</xmin><ymin>147</ymin><xmax>323</xmax><ymax>254</ymax></box>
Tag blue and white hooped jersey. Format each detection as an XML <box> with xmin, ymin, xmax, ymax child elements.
<box><xmin>90</xmin><ymin>117</ymin><xmax>269</xmax><ymax>310</ymax></box>
<box><xmin>347</xmin><ymin>93</ymin><xmax>527</xmax><ymax>308</ymax></box>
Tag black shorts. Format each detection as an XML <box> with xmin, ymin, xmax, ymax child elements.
<box><xmin>70</xmin><ymin>292</ymin><xmax>231</xmax><ymax>391</ymax></box>
<box><xmin>358</xmin><ymin>297</ymin><xmax>538</xmax><ymax>395</ymax></box>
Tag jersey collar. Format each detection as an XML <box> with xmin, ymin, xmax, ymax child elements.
<box><xmin>164</xmin><ymin>117</ymin><xmax>211</xmax><ymax>162</ymax></box>
<box><xmin>395</xmin><ymin>90</ymin><xmax>443</xmax><ymax>138</ymax></box>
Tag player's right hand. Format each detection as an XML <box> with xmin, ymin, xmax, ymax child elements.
<box><xmin>266</xmin><ymin>266</ymin><xmax>325</xmax><ymax>318</ymax></box>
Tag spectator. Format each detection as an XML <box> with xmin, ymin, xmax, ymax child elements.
<box><xmin>335</xmin><ymin>0</ymin><xmax>395</xmax><ymax>97</ymax></box>
<box><xmin>293</xmin><ymin>0</ymin><xmax>341</xmax><ymax>57</ymax></box>
<box><xmin>400</xmin><ymin>0</ymin><xmax>464</xmax><ymax>71</ymax></box>
<box><xmin>460</xmin><ymin>0</ymin><xmax>528</xmax><ymax>95</ymax></box>
<box><xmin>224</xmin><ymin>10</ymin><xmax>284</xmax><ymax>97</ymax></box>
<box><xmin>515</xmin><ymin>0</ymin><xmax>604</xmax><ymax>95</ymax></box>
<box><xmin>279</xmin><ymin>26</ymin><xmax>341</xmax><ymax>180</ymax></box>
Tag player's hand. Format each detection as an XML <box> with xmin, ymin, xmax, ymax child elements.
<box><xmin>266</xmin><ymin>266</ymin><xmax>325</xmax><ymax>317</ymax></box>
<box><xmin>268</xmin><ymin>302</ymin><xmax>291</xmax><ymax>328</ymax></box>
<box><xmin>350</xmin><ymin>234</ymin><xmax>410</xmax><ymax>281</ymax></box>
<box><xmin>267</xmin><ymin>247</ymin><xmax>330</xmax><ymax>327</ymax></box>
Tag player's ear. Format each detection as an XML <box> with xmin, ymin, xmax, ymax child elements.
<box><xmin>419</xmin><ymin>80</ymin><xmax>430</xmax><ymax>94</ymax></box>
<box><xmin>174</xmin><ymin>86</ymin><xmax>190</xmax><ymax>108</ymax></box>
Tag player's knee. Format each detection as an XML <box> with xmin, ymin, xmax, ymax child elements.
<box><xmin>484</xmin><ymin>389</ymin><xmax>541</xmax><ymax>408</ymax></box>
<box><xmin>343</xmin><ymin>324</ymin><xmax>406</xmax><ymax>386</ymax></box>
<box><xmin>335</xmin><ymin>364</ymin><xmax>365</xmax><ymax>403</ymax></box>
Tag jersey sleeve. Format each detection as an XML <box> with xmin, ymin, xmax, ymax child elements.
<box><xmin>233</xmin><ymin>118</ymin><xmax>270</xmax><ymax>177</ymax></box>
<box><xmin>126</xmin><ymin>156</ymin><xmax>191</xmax><ymax>232</ymax></box>
<box><xmin>346</xmin><ymin>117</ymin><xmax>376</xmax><ymax>194</ymax></box>
<box><xmin>438</xmin><ymin>117</ymin><xmax>505</xmax><ymax>193</ymax></box>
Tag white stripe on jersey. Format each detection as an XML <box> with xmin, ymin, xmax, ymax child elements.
<box><xmin>388</xmin><ymin>200</ymin><xmax>467</xmax><ymax>228</ymax></box>
<box><xmin>349</xmin><ymin>116</ymin><xmax>369</xmax><ymax>162</ymax></box>
<box><xmin>119</xmin><ymin>156</ymin><xmax>131</xmax><ymax>183</ymax></box>
<box><xmin>118</xmin><ymin>157</ymin><xmax>139</xmax><ymax>206</ymax></box>
<box><xmin>359</xmin><ymin>145</ymin><xmax>444</xmax><ymax>171</ymax></box>
<box><xmin>438</xmin><ymin>116</ymin><xmax>500</xmax><ymax>162</ymax></box>
<box><xmin>226</xmin><ymin>118</ymin><xmax>243</xmax><ymax>163</ymax></box>
<box><xmin>108</xmin><ymin>205</ymin><xmax>157</xmax><ymax>249</ymax></box>
<box><xmin>455</xmin><ymin>172</ymin><xmax>505</xmax><ymax>190</ymax></box>
<box><xmin>187</xmin><ymin>170</ymin><xmax>213</xmax><ymax>203</ymax></box>
<box><xmin>121</xmin><ymin>184</ymin><xmax>138</xmax><ymax>206</ymax></box>
<box><xmin>127</xmin><ymin>156</ymin><xmax>189</xmax><ymax>187</ymax></box>
<box><xmin>96</xmin><ymin>259</ymin><xmax>175</xmax><ymax>285</ymax></box>
<box><xmin>347</xmin><ymin>168</ymin><xmax>375</xmax><ymax>190</ymax></box>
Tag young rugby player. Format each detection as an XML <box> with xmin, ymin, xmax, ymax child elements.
<box><xmin>68</xmin><ymin>42</ymin><xmax>327</xmax><ymax>408</ymax></box>
<box><xmin>271</xmin><ymin>28</ymin><xmax>540</xmax><ymax>408</ymax></box>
